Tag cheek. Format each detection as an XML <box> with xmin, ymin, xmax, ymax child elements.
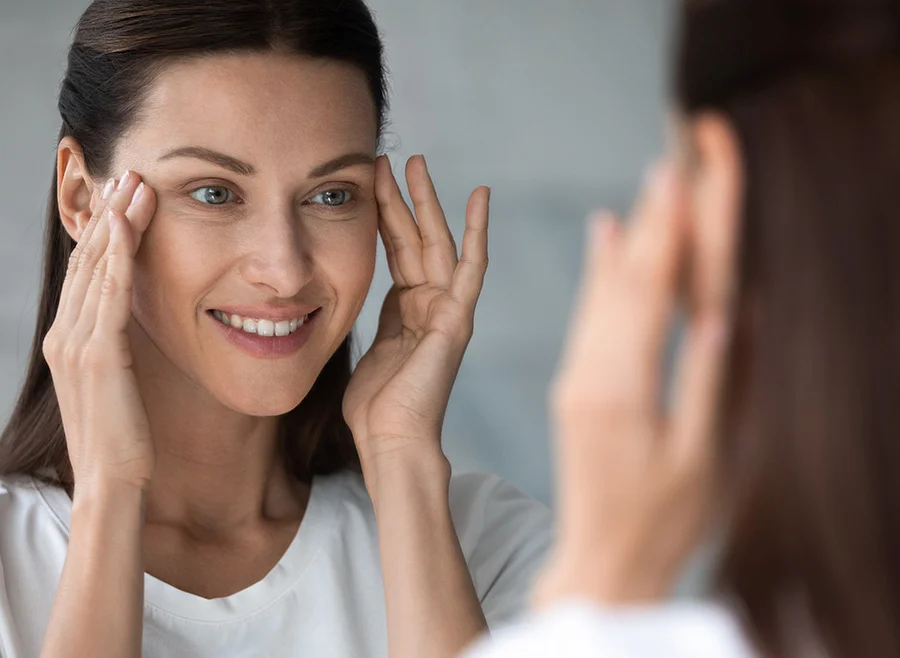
<box><xmin>131</xmin><ymin>219</ymin><xmax>225</xmax><ymax>327</ymax></box>
<box><xmin>311</xmin><ymin>215</ymin><xmax>378</xmax><ymax>312</ymax></box>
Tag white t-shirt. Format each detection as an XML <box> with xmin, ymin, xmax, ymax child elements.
<box><xmin>463</xmin><ymin>601</ymin><xmax>756</xmax><ymax>658</ymax></box>
<box><xmin>0</xmin><ymin>470</ymin><xmax>552</xmax><ymax>658</ymax></box>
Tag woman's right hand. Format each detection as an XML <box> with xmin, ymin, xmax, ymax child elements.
<box><xmin>43</xmin><ymin>171</ymin><xmax>158</xmax><ymax>494</ymax></box>
<box><xmin>533</xmin><ymin>162</ymin><xmax>733</xmax><ymax>606</ymax></box>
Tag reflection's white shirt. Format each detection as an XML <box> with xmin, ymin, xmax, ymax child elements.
<box><xmin>0</xmin><ymin>470</ymin><xmax>551</xmax><ymax>658</ymax></box>
<box><xmin>464</xmin><ymin>600</ymin><xmax>757</xmax><ymax>658</ymax></box>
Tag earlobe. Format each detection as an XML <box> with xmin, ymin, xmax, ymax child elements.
<box><xmin>57</xmin><ymin>137</ymin><xmax>97</xmax><ymax>242</ymax></box>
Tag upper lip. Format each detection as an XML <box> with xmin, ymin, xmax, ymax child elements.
<box><xmin>210</xmin><ymin>306</ymin><xmax>320</xmax><ymax>322</ymax></box>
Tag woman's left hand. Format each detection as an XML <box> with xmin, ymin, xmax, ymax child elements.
<box><xmin>343</xmin><ymin>155</ymin><xmax>490</xmax><ymax>487</ymax></box>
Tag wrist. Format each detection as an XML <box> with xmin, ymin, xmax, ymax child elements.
<box><xmin>535</xmin><ymin>546</ymin><xmax>670</xmax><ymax>609</ymax></box>
<box><xmin>359</xmin><ymin>438</ymin><xmax>451</xmax><ymax>505</ymax></box>
<box><xmin>72</xmin><ymin>476</ymin><xmax>147</xmax><ymax>519</ymax></box>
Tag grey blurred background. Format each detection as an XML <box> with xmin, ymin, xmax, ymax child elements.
<box><xmin>0</xmin><ymin>0</ymin><xmax>671</xmax><ymax>505</ymax></box>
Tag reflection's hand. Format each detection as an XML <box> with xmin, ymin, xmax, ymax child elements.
<box><xmin>343</xmin><ymin>155</ymin><xmax>489</xmax><ymax>489</ymax></box>
<box><xmin>534</xmin><ymin>162</ymin><xmax>731</xmax><ymax>606</ymax></box>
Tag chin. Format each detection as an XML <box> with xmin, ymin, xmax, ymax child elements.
<box><xmin>212</xmin><ymin>378</ymin><xmax>315</xmax><ymax>418</ymax></box>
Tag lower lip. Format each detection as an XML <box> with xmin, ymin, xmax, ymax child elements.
<box><xmin>208</xmin><ymin>310</ymin><xmax>319</xmax><ymax>358</ymax></box>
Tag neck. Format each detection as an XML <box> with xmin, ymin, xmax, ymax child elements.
<box><xmin>129</xmin><ymin>330</ymin><xmax>307</xmax><ymax>534</ymax></box>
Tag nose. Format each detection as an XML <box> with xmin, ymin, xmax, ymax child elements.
<box><xmin>238</xmin><ymin>206</ymin><xmax>312</xmax><ymax>299</ymax></box>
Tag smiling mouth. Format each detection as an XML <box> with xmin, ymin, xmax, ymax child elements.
<box><xmin>208</xmin><ymin>309</ymin><xmax>318</xmax><ymax>337</ymax></box>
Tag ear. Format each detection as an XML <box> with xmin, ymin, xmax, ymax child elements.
<box><xmin>681</xmin><ymin>113</ymin><xmax>744</xmax><ymax>319</ymax></box>
<box><xmin>57</xmin><ymin>136</ymin><xmax>99</xmax><ymax>242</ymax></box>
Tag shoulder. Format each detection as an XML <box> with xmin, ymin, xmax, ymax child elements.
<box><xmin>448</xmin><ymin>473</ymin><xmax>554</xmax><ymax>628</ymax></box>
<box><xmin>0</xmin><ymin>474</ymin><xmax>70</xmax><ymax>657</ymax></box>
<box><xmin>0</xmin><ymin>472</ymin><xmax>69</xmax><ymax>558</ymax></box>
<box><xmin>464</xmin><ymin>601</ymin><xmax>756</xmax><ymax>658</ymax></box>
<box><xmin>0</xmin><ymin>473</ymin><xmax>57</xmax><ymax>527</ymax></box>
<box><xmin>447</xmin><ymin>472</ymin><xmax>552</xmax><ymax>552</ymax></box>
<box><xmin>316</xmin><ymin>469</ymin><xmax>552</xmax><ymax>543</ymax></box>
<box><xmin>311</xmin><ymin>469</ymin><xmax>552</xmax><ymax>626</ymax></box>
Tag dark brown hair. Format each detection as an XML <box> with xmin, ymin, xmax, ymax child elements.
<box><xmin>0</xmin><ymin>0</ymin><xmax>389</xmax><ymax>493</ymax></box>
<box><xmin>677</xmin><ymin>1</ymin><xmax>900</xmax><ymax>656</ymax></box>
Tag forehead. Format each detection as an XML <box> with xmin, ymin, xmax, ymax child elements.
<box><xmin>120</xmin><ymin>52</ymin><xmax>378</xmax><ymax>171</ymax></box>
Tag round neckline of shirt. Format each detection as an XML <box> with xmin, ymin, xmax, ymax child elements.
<box><xmin>33</xmin><ymin>472</ymin><xmax>348</xmax><ymax>623</ymax></box>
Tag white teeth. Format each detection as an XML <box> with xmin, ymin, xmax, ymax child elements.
<box><xmin>242</xmin><ymin>318</ymin><xmax>258</xmax><ymax>334</ymax></box>
<box><xmin>212</xmin><ymin>311</ymin><xmax>311</xmax><ymax>337</ymax></box>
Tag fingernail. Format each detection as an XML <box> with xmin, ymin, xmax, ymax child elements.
<box><xmin>102</xmin><ymin>178</ymin><xmax>115</xmax><ymax>200</ymax></box>
<box><xmin>117</xmin><ymin>170</ymin><xmax>132</xmax><ymax>190</ymax></box>
<box><xmin>131</xmin><ymin>182</ymin><xmax>145</xmax><ymax>207</ymax></box>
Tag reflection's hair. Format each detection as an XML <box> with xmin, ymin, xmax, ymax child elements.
<box><xmin>0</xmin><ymin>0</ymin><xmax>388</xmax><ymax>494</ymax></box>
<box><xmin>677</xmin><ymin>1</ymin><xmax>900</xmax><ymax>656</ymax></box>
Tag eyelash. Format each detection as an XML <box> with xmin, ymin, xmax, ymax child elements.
<box><xmin>186</xmin><ymin>184</ymin><xmax>359</xmax><ymax>213</ymax></box>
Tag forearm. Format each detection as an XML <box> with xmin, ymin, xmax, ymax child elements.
<box><xmin>41</xmin><ymin>481</ymin><xmax>145</xmax><ymax>658</ymax></box>
<box><xmin>369</xmin><ymin>448</ymin><xmax>488</xmax><ymax>658</ymax></box>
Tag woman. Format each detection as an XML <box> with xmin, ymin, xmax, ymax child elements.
<box><xmin>0</xmin><ymin>2</ymin><xmax>551</xmax><ymax>657</ymax></box>
<box><xmin>468</xmin><ymin>0</ymin><xmax>900</xmax><ymax>657</ymax></box>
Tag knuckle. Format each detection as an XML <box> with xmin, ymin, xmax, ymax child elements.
<box><xmin>61</xmin><ymin>341</ymin><xmax>86</xmax><ymax>368</ymax></box>
<box><xmin>42</xmin><ymin>331</ymin><xmax>59</xmax><ymax>362</ymax></box>
<box><xmin>101</xmin><ymin>272</ymin><xmax>119</xmax><ymax>296</ymax></box>
<box><xmin>90</xmin><ymin>258</ymin><xmax>108</xmax><ymax>283</ymax></box>
<box><xmin>80</xmin><ymin>341</ymin><xmax>110</xmax><ymax>369</ymax></box>
<box><xmin>76</xmin><ymin>243</ymin><xmax>98</xmax><ymax>270</ymax></box>
<box><xmin>101</xmin><ymin>271</ymin><xmax>131</xmax><ymax>297</ymax></box>
<box><xmin>66</xmin><ymin>248</ymin><xmax>82</xmax><ymax>273</ymax></box>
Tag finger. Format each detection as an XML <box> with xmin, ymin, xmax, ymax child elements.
<box><xmin>374</xmin><ymin>155</ymin><xmax>426</xmax><ymax>287</ymax></box>
<box><xmin>668</xmin><ymin>313</ymin><xmax>728</xmax><ymax>467</ymax></box>
<box><xmin>124</xmin><ymin>181</ymin><xmax>157</xmax><ymax>256</ymax></box>
<box><xmin>95</xmin><ymin>209</ymin><xmax>136</xmax><ymax>336</ymax></box>
<box><xmin>58</xmin><ymin>199</ymin><xmax>115</xmax><ymax>329</ymax></box>
<box><xmin>571</xmin><ymin>212</ymin><xmax>622</xmax><ymax>319</ymax></box>
<box><xmin>448</xmin><ymin>186</ymin><xmax>490</xmax><ymax>306</ymax></box>
<box><xmin>685</xmin><ymin>120</ymin><xmax>742</xmax><ymax>325</ymax></box>
<box><xmin>372</xmin><ymin>286</ymin><xmax>403</xmax><ymax>343</ymax></box>
<box><xmin>556</xmin><ymin>212</ymin><xmax>623</xmax><ymax>376</ymax></box>
<box><xmin>618</xmin><ymin>161</ymin><xmax>688</xmax><ymax>403</ymax></box>
<box><xmin>406</xmin><ymin>155</ymin><xmax>458</xmax><ymax>287</ymax></box>
<box><xmin>74</xmin><ymin>215</ymin><xmax>111</xmax><ymax>339</ymax></box>
<box><xmin>57</xmin><ymin>177</ymin><xmax>117</xmax><ymax>323</ymax></box>
<box><xmin>378</xmin><ymin>216</ymin><xmax>406</xmax><ymax>287</ymax></box>
<box><xmin>59</xmin><ymin>172</ymin><xmax>143</xmax><ymax>329</ymax></box>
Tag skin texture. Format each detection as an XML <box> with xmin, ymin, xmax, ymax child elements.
<box><xmin>45</xmin><ymin>52</ymin><xmax>490</xmax><ymax>658</ymax></box>
<box><xmin>533</xmin><ymin>115</ymin><xmax>744</xmax><ymax>607</ymax></box>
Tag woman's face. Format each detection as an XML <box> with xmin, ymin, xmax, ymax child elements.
<box><xmin>106</xmin><ymin>53</ymin><xmax>379</xmax><ymax>417</ymax></box>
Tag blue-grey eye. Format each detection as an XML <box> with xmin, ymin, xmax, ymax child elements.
<box><xmin>310</xmin><ymin>189</ymin><xmax>352</xmax><ymax>207</ymax></box>
<box><xmin>190</xmin><ymin>186</ymin><xmax>234</xmax><ymax>205</ymax></box>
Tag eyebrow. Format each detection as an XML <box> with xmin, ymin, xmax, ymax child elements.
<box><xmin>159</xmin><ymin>147</ymin><xmax>256</xmax><ymax>176</ymax></box>
<box><xmin>158</xmin><ymin>147</ymin><xmax>375</xmax><ymax>179</ymax></box>
<box><xmin>308</xmin><ymin>152</ymin><xmax>376</xmax><ymax>178</ymax></box>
